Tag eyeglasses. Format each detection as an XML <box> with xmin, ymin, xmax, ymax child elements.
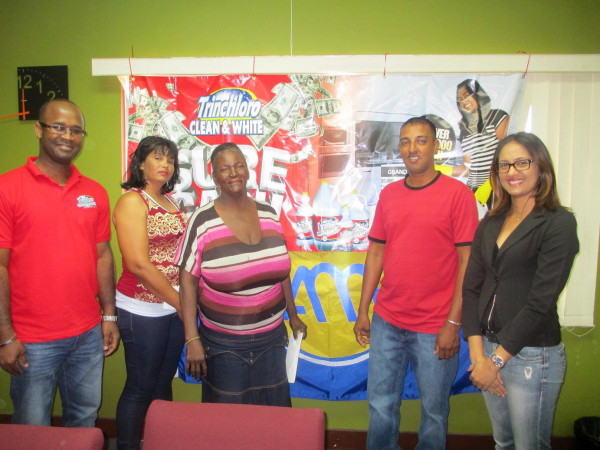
<box><xmin>39</xmin><ymin>122</ymin><xmax>87</xmax><ymax>137</ymax></box>
<box><xmin>496</xmin><ymin>159</ymin><xmax>533</xmax><ymax>173</ymax></box>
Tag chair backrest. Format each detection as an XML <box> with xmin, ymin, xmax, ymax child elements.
<box><xmin>0</xmin><ymin>423</ymin><xmax>104</xmax><ymax>450</ymax></box>
<box><xmin>143</xmin><ymin>400</ymin><xmax>325</xmax><ymax>450</ymax></box>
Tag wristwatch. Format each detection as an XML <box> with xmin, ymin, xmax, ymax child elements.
<box><xmin>101</xmin><ymin>315</ymin><xmax>118</xmax><ymax>322</ymax></box>
<box><xmin>490</xmin><ymin>352</ymin><xmax>505</xmax><ymax>369</ymax></box>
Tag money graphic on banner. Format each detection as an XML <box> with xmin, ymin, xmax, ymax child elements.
<box><xmin>249</xmin><ymin>84</ymin><xmax>299</xmax><ymax>149</ymax></box>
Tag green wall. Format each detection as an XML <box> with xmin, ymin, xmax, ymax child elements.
<box><xmin>1</xmin><ymin>0</ymin><xmax>599</xmax><ymax>436</ymax></box>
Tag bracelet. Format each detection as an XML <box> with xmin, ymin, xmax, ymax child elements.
<box><xmin>101</xmin><ymin>315</ymin><xmax>118</xmax><ymax>322</ymax></box>
<box><xmin>185</xmin><ymin>336</ymin><xmax>200</xmax><ymax>346</ymax></box>
<box><xmin>0</xmin><ymin>334</ymin><xmax>17</xmax><ymax>348</ymax></box>
<box><xmin>447</xmin><ymin>319</ymin><xmax>462</xmax><ymax>327</ymax></box>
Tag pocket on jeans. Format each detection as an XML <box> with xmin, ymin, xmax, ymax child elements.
<box><xmin>514</xmin><ymin>346</ymin><xmax>544</xmax><ymax>362</ymax></box>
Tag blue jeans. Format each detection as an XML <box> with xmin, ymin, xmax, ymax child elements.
<box><xmin>10</xmin><ymin>324</ymin><xmax>103</xmax><ymax>427</ymax></box>
<box><xmin>116</xmin><ymin>308</ymin><xmax>184</xmax><ymax>450</ymax></box>
<box><xmin>482</xmin><ymin>338</ymin><xmax>566</xmax><ymax>450</ymax></box>
<box><xmin>367</xmin><ymin>312</ymin><xmax>458</xmax><ymax>450</ymax></box>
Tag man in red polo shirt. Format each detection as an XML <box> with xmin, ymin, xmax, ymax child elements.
<box><xmin>0</xmin><ymin>99</ymin><xmax>120</xmax><ymax>426</ymax></box>
<box><xmin>354</xmin><ymin>117</ymin><xmax>478</xmax><ymax>449</ymax></box>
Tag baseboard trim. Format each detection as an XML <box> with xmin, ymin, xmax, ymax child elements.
<box><xmin>1</xmin><ymin>414</ymin><xmax>575</xmax><ymax>449</ymax></box>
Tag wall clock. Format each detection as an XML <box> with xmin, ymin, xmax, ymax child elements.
<box><xmin>17</xmin><ymin>66</ymin><xmax>69</xmax><ymax>121</ymax></box>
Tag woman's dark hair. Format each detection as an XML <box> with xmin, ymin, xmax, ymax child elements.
<box><xmin>489</xmin><ymin>132</ymin><xmax>561</xmax><ymax>215</ymax></box>
<box><xmin>121</xmin><ymin>136</ymin><xmax>179</xmax><ymax>194</ymax></box>
<box><xmin>209</xmin><ymin>142</ymin><xmax>245</xmax><ymax>175</ymax></box>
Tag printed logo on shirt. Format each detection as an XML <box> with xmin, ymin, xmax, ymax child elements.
<box><xmin>76</xmin><ymin>195</ymin><xmax>97</xmax><ymax>208</ymax></box>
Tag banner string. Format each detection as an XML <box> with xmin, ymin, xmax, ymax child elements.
<box><xmin>129</xmin><ymin>45</ymin><xmax>135</xmax><ymax>82</ymax></box>
<box><xmin>517</xmin><ymin>50</ymin><xmax>531</xmax><ymax>79</ymax></box>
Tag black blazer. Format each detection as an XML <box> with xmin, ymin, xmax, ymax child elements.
<box><xmin>462</xmin><ymin>206</ymin><xmax>579</xmax><ymax>356</ymax></box>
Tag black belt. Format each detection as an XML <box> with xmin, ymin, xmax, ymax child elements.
<box><xmin>482</xmin><ymin>329</ymin><xmax>499</xmax><ymax>343</ymax></box>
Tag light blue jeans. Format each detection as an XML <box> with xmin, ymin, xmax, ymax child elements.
<box><xmin>10</xmin><ymin>324</ymin><xmax>104</xmax><ymax>427</ymax></box>
<box><xmin>367</xmin><ymin>312</ymin><xmax>458</xmax><ymax>450</ymax></box>
<box><xmin>483</xmin><ymin>338</ymin><xmax>566</xmax><ymax>450</ymax></box>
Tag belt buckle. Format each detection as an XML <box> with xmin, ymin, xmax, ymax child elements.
<box><xmin>483</xmin><ymin>329</ymin><xmax>498</xmax><ymax>343</ymax></box>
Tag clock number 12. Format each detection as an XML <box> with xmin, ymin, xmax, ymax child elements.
<box><xmin>17</xmin><ymin>75</ymin><xmax>56</xmax><ymax>99</ymax></box>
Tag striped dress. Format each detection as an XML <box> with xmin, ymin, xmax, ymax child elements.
<box><xmin>460</xmin><ymin>109</ymin><xmax>508</xmax><ymax>191</ymax></box>
<box><xmin>175</xmin><ymin>200</ymin><xmax>291</xmax><ymax>335</ymax></box>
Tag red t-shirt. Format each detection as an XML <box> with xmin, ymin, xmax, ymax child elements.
<box><xmin>369</xmin><ymin>173</ymin><xmax>478</xmax><ymax>334</ymax></box>
<box><xmin>0</xmin><ymin>158</ymin><xmax>111</xmax><ymax>342</ymax></box>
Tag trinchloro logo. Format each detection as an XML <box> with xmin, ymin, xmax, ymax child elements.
<box><xmin>189</xmin><ymin>88</ymin><xmax>264</xmax><ymax>136</ymax></box>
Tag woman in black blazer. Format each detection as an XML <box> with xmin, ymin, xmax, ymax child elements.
<box><xmin>462</xmin><ymin>132</ymin><xmax>579</xmax><ymax>449</ymax></box>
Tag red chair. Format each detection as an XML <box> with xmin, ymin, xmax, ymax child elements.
<box><xmin>0</xmin><ymin>423</ymin><xmax>104</xmax><ymax>450</ymax></box>
<box><xmin>143</xmin><ymin>400</ymin><xmax>325</xmax><ymax>450</ymax></box>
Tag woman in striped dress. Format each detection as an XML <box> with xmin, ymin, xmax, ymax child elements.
<box><xmin>456</xmin><ymin>79</ymin><xmax>510</xmax><ymax>192</ymax></box>
<box><xmin>176</xmin><ymin>142</ymin><xmax>306</xmax><ymax>406</ymax></box>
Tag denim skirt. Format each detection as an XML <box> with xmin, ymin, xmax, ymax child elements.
<box><xmin>200</xmin><ymin>322</ymin><xmax>291</xmax><ymax>406</ymax></box>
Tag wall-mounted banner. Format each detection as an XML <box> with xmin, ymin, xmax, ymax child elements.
<box><xmin>121</xmin><ymin>74</ymin><xmax>524</xmax><ymax>400</ymax></box>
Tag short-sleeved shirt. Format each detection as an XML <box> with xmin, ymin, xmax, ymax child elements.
<box><xmin>176</xmin><ymin>200</ymin><xmax>291</xmax><ymax>335</ymax></box>
<box><xmin>369</xmin><ymin>172</ymin><xmax>478</xmax><ymax>334</ymax></box>
<box><xmin>0</xmin><ymin>157</ymin><xmax>111</xmax><ymax>342</ymax></box>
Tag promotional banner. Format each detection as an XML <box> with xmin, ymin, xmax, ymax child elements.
<box><xmin>121</xmin><ymin>73</ymin><xmax>524</xmax><ymax>400</ymax></box>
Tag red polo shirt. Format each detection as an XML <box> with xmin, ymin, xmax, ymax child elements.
<box><xmin>0</xmin><ymin>157</ymin><xmax>111</xmax><ymax>342</ymax></box>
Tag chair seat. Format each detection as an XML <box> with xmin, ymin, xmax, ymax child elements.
<box><xmin>143</xmin><ymin>400</ymin><xmax>325</xmax><ymax>450</ymax></box>
<box><xmin>0</xmin><ymin>423</ymin><xmax>104</xmax><ymax>450</ymax></box>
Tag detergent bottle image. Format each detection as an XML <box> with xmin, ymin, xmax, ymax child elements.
<box><xmin>349</xmin><ymin>190</ymin><xmax>370</xmax><ymax>251</ymax></box>
<box><xmin>332</xmin><ymin>205</ymin><xmax>354</xmax><ymax>252</ymax></box>
<box><xmin>295</xmin><ymin>192</ymin><xmax>314</xmax><ymax>251</ymax></box>
<box><xmin>312</xmin><ymin>181</ymin><xmax>342</xmax><ymax>251</ymax></box>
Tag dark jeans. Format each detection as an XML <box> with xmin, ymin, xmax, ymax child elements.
<box><xmin>116</xmin><ymin>308</ymin><xmax>184</xmax><ymax>450</ymax></box>
<box><xmin>200</xmin><ymin>322</ymin><xmax>291</xmax><ymax>406</ymax></box>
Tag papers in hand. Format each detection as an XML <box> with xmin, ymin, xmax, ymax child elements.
<box><xmin>286</xmin><ymin>331</ymin><xmax>303</xmax><ymax>383</ymax></box>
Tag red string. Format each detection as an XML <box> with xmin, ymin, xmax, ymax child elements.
<box><xmin>129</xmin><ymin>45</ymin><xmax>135</xmax><ymax>81</ymax></box>
<box><xmin>518</xmin><ymin>51</ymin><xmax>530</xmax><ymax>79</ymax></box>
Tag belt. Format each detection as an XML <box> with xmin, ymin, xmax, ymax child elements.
<box><xmin>482</xmin><ymin>329</ymin><xmax>499</xmax><ymax>343</ymax></box>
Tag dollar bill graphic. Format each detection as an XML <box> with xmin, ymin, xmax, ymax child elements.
<box><xmin>249</xmin><ymin>84</ymin><xmax>299</xmax><ymax>149</ymax></box>
<box><xmin>127</xmin><ymin>124</ymin><xmax>144</xmax><ymax>142</ymax></box>
<box><xmin>315</xmin><ymin>98</ymin><xmax>341</xmax><ymax>117</ymax></box>
<box><xmin>294</xmin><ymin>116</ymin><xmax>320</xmax><ymax>138</ymax></box>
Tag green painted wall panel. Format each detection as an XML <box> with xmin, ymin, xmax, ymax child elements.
<box><xmin>0</xmin><ymin>0</ymin><xmax>598</xmax><ymax>437</ymax></box>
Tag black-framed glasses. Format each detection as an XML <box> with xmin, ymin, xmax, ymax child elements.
<box><xmin>39</xmin><ymin>122</ymin><xmax>87</xmax><ymax>137</ymax></box>
<box><xmin>496</xmin><ymin>159</ymin><xmax>533</xmax><ymax>173</ymax></box>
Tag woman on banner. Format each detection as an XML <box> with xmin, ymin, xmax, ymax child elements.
<box><xmin>113</xmin><ymin>136</ymin><xmax>187</xmax><ymax>450</ymax></box>
<box><xmin>462</xmin><ymin>132</ymin><xmax>579</xmax><ymax>449</ymax></box>
<box><xmin>455</xmin><ymin>79</ymin><xmax>509</xmax><ymax>195</ymax></box>
<box><xmin>176</xmin><ymin>142</ymin><xmax>306</xmax><ymax>406</ymax></box>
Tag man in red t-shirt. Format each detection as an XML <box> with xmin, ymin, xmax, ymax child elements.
<box><xmin>354</xmin><ymin>117</ymin><xmax>478</xmax><ymax>449</ymax></box>
<box><xmin>0</xmin><ymin>99</ymin><xmax>120</xmax><ymax>426</ymax></box>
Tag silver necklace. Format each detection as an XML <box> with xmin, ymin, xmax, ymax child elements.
<box><xmin>514</xmin><ymin>196</ymin><xmax>533</xmax><ymax>221</ymax></box>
